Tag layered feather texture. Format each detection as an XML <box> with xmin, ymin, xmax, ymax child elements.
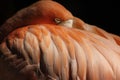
<box><xmin>0</xmin><ymin>0</ymin><xmax>73</xmax><ymax>43</ymax></box>
<box><xmin>73</xmin><ymin>17</ymin><xmax>120</xmax><ymax>45</ymax></box>
<box><xmin>0</xmin><ymin>0</ymin><xmax>120</xmax><ymax>80</ymax></box>
<box><xmin>0</xmin><ymin>24</ymin><xmax>120</xmax><ymax>80</ymax></box>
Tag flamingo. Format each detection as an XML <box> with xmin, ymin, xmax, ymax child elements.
<box><xmin>0</xmin><ymin>0</ymin><xmax>120</xmax><ymax>80</ymax></box>
<box><xmin>0</xmin><ymin>0</ymin><xmax>74</xmax><ymax>43</ymax></box>
<box><xmin>1</xmin><ymin>24</ymin><xmax>120</xmax><ymax>80</ymax></box>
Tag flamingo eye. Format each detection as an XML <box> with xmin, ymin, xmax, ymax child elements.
<box><xmin>54</xmin><ymin>18</ymin><xmax>61</xmax><ymax>24</ymax></box>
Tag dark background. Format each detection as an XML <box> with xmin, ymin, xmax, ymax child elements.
<box><xmin>0</xmin><ymin>0</ymin><xmax>119</xmax><ymax>35</ymax></box>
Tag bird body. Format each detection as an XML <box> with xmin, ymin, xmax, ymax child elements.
<box><xmin>0</xmin><ymin>0</ymin><xmax>120</xmax><ymax>80</ymax></box>
<box><xmin>73</xmin><ymin>17</ymin><xmax>120</xmax><ymax>45</ymax></box>
<box><xmin>1</xmin><ymin>24</ymin><xmax>120</xmax><ymax>80</ymax></box>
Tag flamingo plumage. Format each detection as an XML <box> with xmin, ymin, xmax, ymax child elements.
<box><xmin>0</xmin><ymin>0</ymin><xmax>120</xmax><ymax>80</ymax></box>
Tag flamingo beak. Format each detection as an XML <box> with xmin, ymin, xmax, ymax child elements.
<box><xmin>59</xmin><ymin>19</ymin><xmax>73</xmax><ymax>28</ymax></box>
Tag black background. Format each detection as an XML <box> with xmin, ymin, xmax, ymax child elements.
<box><xmin>0</xmin><ymin>0</ymin><xmax>119</xmax><ymax>35</ymax></box>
